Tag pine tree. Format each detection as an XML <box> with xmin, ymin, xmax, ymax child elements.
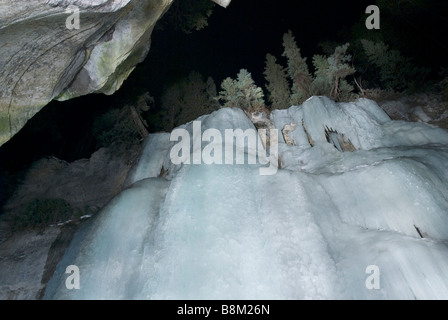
<box><xmin>156</xmin><ymin>0</ymin><xmax>215</xmax><ymax>34</ymax></box>
<box><xmin>327</xmin><ymin>43</ymin><xmax>356</xmax><ymax>100</ymax></box>
<box><xmin>160</xmin><ymin>71</ymin><xmax>219</xmax><ymax>130</ymax></box>
<box><xmin>263</xmin><ymin>54</ymin><xmax>291</xmax><ymax>109</ymax></box>
<box><xmin>310</xmin><ymin>44</ymin><xmax>356</xmax><ymax>101</ymax></box>
<box><xmin>361</xmin><ymin>39</ymin><xmax>429</xmax><ymax>92</ymax></box>
<box><xmin>311</xmin><ymin>54</ymin><xmax>331</xmax><ymax>96</ymax></box>
<box><xmin>217</xmin><ymin>69</ymin><xmax>265</xmax><ymax>112</ymax></box>
<box><xmin>206</xmin><ymin>76</ymin><xmax>218</xmax><ymax>100</ymax></box>
<box><xmin>282</xmin><ymin>30</ymin><xmax>312</xmax><ymax>105</ymax></box>
<box><xmin>217</xmin><ymin>77</ymin><xmax>241</xmax><ymax>109</ymax></box>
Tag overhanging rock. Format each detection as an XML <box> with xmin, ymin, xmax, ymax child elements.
<box><xmin>212</xmin><ymin>0</ymin><xmax>232</xmax><ymax>8</ymax></box>
<box><xmin>0</xmin><ymin>0</ymin><xmax>174</xmax><ymax>147</ymax></box>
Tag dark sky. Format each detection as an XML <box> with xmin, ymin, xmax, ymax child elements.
<box><xmin>130</xmin><ymin>0</ymin><xmax>375</xmax><ymax>99</ymax></box>
<box><xmin>126</xmin><ymin>0</ymin><xmax>448</xmax><ymax>101</ymax></box>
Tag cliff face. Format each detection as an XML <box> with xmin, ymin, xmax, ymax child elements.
<box><xmin>0</xmin><ymin>143</ymin><xmax>142</xmax><ymax>300</ymax></box>
<box><xmin>0</xmin><ymin>0</ymin><xmax>174</xmax><ymax>147</ymax></box>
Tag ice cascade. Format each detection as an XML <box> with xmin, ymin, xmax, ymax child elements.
<box><xmin>44</xmin><ymin>96</ymin><xmax>448</xmax><ymax>299</ymax></box>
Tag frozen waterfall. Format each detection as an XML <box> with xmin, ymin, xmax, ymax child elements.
<box><xmin>44</xmin><ymin>96</ymin><xmax>448</xmax><ymax>299</ymax></box>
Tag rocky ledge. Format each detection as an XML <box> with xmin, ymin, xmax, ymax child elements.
<box><xmin>0</xmin><ymin>0</ymin><xmax>174</xmax><ymax>147</ymax></box>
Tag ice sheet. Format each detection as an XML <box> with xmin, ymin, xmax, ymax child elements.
<box><xmin>45</xmin><ymin>97</ymin><xmax>448</xmax><ymax>299</ymax></box>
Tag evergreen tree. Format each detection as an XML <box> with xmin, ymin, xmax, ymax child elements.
<box><xmin>217</xmin><ymin>69</ymin><xmax>265</xmax><ymax>112</ymax></box>
<box><xmin>217</xmin><ymin>77</ymin><xmax>241</xmax><ymax>109</ymax></box>
<box><xmin>311</xmin><ymin>54</ymin><xmax>332</xmax><ymax>96</ymax></box>
<box><xmin>263</xmin><ymin>54</ymin><xmax>291</xmax><ymax>109</ymax></box>
<box><xmin>361</xmin><ymin>39</ymin><xmax>430</xmax><ymax>92</ymax></box>
<box><xmin>160</xmin><ymin>71</ymin><xmax>219</xmax><ymax>130</ymax></box>
<box><xmin>326</xmin><ymin>43</ymin><xmax>356</xmax><ymax>100</ymax></box>
<box><xmin>310</xmin><ymin>44</ymin><xmax>356</xmax><ymax>101</ymax></box>
<box><xmin>156</xmin><ymin>0</ymin><xmax>215</xmax><ymax>34</ymax></box>
<box><xmin>206</xmin><ymin>76</ymin><xmax>218</xmax><ymax>99</ymax></box>
<box><xmin>282</xmin><ymin>30</ymin><xmax>312</xmax><ymax>105</ymax></box>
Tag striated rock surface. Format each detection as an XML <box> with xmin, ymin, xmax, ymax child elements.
<box><xmin>0</xmin><ymin>226</ymin><xmax>61</xmax><ymax>300</ymax></box>
<box><xmin>2</xmin><ymin>144</ymin><xmax>142</xmax><ymax>216</ymax></box>
<box><xmin>0</xmin><ymin>142</ymin><xmax>142</xmax><ymax>299</ymax></box>
<box><xmin>0</xmin><ymin>0</ymin><xmax>174</xmax><ymax>146</ymax></box>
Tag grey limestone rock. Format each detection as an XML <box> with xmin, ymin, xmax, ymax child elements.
<box><xmin>0</xmin><ymin>0</ymin><xmax>174</xmax><ymax>146</ymax></box>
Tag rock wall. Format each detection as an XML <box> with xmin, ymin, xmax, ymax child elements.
<box><xmin>0</xmin><ymin>143</ymin><xmax>142</xmax><ymax>299</ymax></box>
<box><xmin>0</xmin><ymin>0</ymin><xmax>174</xmax><ymax>147</ymax></box>
<box><xmin>2</xmin><ymin>144</ymin><xmax>142</xmax><ymax>216</ymax></box>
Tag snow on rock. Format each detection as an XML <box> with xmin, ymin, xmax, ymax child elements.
<box><xmin>45</xmin><ymin>97</ymin><xmax>448</xmax><ymax>299</ymax></box>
